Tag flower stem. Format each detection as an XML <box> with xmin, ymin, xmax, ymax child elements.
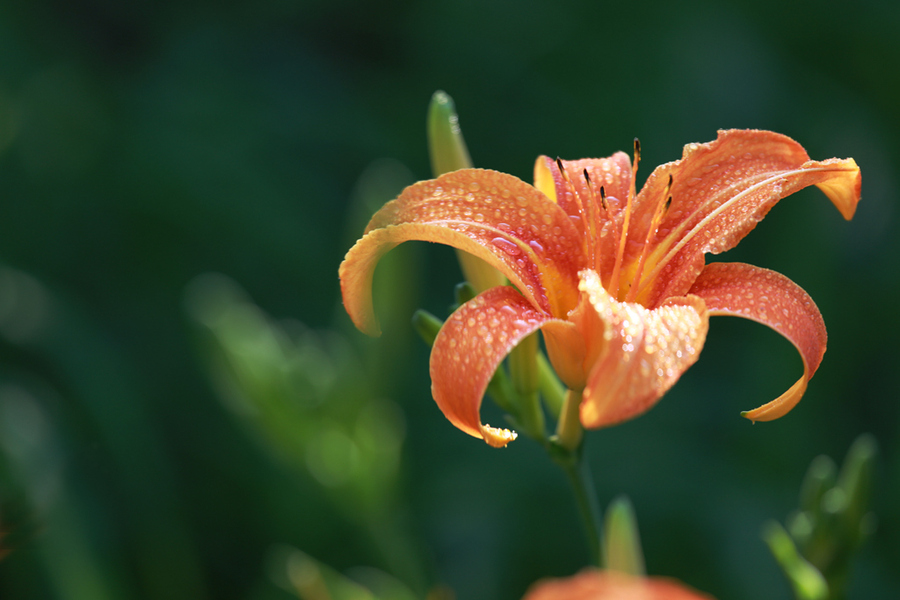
<box><xmin>550</xmin><ymin>387</ymin><xmax>603</xmax><ymax>566</ymax></box>
<box><xmin>554</xmin><ymin>443</ymin><xmax>604</xmax><ymax>567</ymax></box>
<box><xmin>555</xmin><ymin>388</ymin><xmax>584</xmax><ymax>451</ymax></box>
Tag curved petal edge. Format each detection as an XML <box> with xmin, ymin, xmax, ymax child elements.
<box><xmin>430</xmin><ymin>286</ymin><xmax>558</xmax><ymax>447</ymax></box>
<box><xmin>688</xmin><ymin>262</ymin><xmax>827</xmax><ymax>422</ymax></box>
<box><xmin>578</xmin><ymin>270</ymin><xmax>709</xmax><ymax>428</ymax></box>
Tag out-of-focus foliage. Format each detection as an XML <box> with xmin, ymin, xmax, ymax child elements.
<box><xmin>765</xmin><ymin>434</ymin><xmax>878</xmax><ymax>600</ymax></box>
<box><xmin>0</xmin><ymin>1</ymin><xmax>897</xmax><ymax>599</ymax></box>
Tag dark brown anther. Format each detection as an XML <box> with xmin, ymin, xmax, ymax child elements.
<box><xmin>664</xmin><ymin>196</ymin><xmax>672</xmax><ymax>213</ymax></box>
<box><xmin>599</xmin><ymin>185</ymin><xmax>608</xmax><ymax>210</ymax></box>
<box><xmin>583</xmin><ymin>168</ymin><xmax>591</xmax><ymax>184</ymax></box>
<box><xmin>555</xmin><ymin>157</ymin><xmax>565</xmax><ymax>173</ymax></box>
<box><xmin>633</xmin><ymin>138</ymin><xmax>641</xmax><ymax>162</ymax></box>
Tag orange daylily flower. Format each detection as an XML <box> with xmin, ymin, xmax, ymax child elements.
<box><xmin>340</xmin><ymin>130</ymin><xmax>860</xmax><ymax>447</ymax></box>
<box><xmin>521</xmin><ymin>569</ymin><xmax>715</xmax><ymax>600</ymax></box>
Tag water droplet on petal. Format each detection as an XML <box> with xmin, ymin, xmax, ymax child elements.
<box><xmin>491</xmin><ymin>237</ymin><xmax>521</xmax><ymax>256</ymax></box>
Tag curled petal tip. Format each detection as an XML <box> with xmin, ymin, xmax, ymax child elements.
<box><xmin>811</xmin><ymin>157</ymin><xmax>861</xmax><ymax>220</ymax></box>
<box><xmin>481</xmin><ymin>424</ymin><xmax>518</xmax><ymax>448</ymax></box>
<box><xmin>741</xmin><ymin>378</ymin><xmax>807</xmax><ymax>422</ymax></box>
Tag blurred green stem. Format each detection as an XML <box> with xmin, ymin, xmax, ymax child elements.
<box><xmin>553</xmin><ymin>443</ymin><xmax>603</xmax><ymax>567</ymax></box>
<box><xmin>549</xmin><ymin>388</ymin><xmax>604</xmax><ymax>565</ymax></box>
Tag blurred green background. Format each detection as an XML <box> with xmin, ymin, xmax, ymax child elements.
<box><xmin>0</xmin><ymin>0</ymin><xmax>896</xmax><ymax>599</ymax></box>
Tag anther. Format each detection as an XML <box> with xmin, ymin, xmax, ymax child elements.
<box><xmin>663</xmin><ymin>174</ymin><xmax>674</xmax><ymax>213</ymax></box>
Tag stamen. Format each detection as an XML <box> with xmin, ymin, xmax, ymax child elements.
<box><xmin>626</xmin><ymin>173</ymin><xmax>674</xmax><ymax>303</ymax></box>
<box><xmin>608</xmin><ymin>139</ymin><xmax>641</xmax><ymax>300</ymax></box>
<box><xmin>555</xmin><ymin>157</ymin><xmax>593</xmax><ymax>262</ymax></box>
<box><xmin>580</xmin><ymin>167</ymin><xmax>601</xmax><ymax>265</ymax></box>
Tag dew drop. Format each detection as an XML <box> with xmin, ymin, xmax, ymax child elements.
<box><xmin>469</xmin><ymin>181</ymin><xmax>481</xmax><ymax>192</ymax></box>
<box><xmin>491</xmin><ymin>237</ymin><xmax>521</xmax><ymax>256</ymax></box>
<box><xmin>541</xmin><ymin>214</ymin><xmax>553</xmax><ymax>225</ymax></box>
<box><xmin>528</xmin><ymin>240</ymin><xmax>544</xmax><ymax>253</ymax></box>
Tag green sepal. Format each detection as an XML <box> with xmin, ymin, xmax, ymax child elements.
<box><xmin>411</xmin><ymin>309</ymin><xmax>442</xmax><ymax>347</ymax></box>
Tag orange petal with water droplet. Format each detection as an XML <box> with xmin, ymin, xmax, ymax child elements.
<box><xmin>534</xmin><ymin>153</ymin><xmax>634</xmax><ymax>286</ymax></box>
<box><xmin>522</xmin><ymin>569</ymin><xmax>716</xmax><ymax>600</ymax></box>
<box><xmin>629</xmin><ymin>129</ymin><xmax>861</xmax><ymax>307</ymax></box>
<box><xmin>689</xmin><ymin>262</ymin><xmax>827</xmax><ymax>421</ymax></box>
<box><xmin>577</xmin><ymin>270</ymin><xmax>709</xmax><ymax>429</ymax></box>
<box><xmin>431</xmin><ymin>286</ymin><xmax>560</xmax><ymax>447</ymax></box>
<box><xmin>534</xmin><ymin>154</ymin><xmax>633</xmax><ymax>217</ymax></box>
<box><xmin>339</xmin><ymin>169</ymin><xmax>584</xmax><ymax>336</ymax></box>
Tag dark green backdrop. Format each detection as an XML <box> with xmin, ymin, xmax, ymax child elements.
<box><xmin>0</xmin><ymin>1</ymin><xmax>896</xmax><ymax>599</ymax></box>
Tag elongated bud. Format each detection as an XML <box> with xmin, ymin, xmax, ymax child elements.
<box><xmin>428</xmin><ymin>91</ymin><xmax>472</xmax><ymax>176</ymax></box>
<box><xmin>427</xmin><ymin>91</ymin><xmax>505</xmax><ymax>292</ymax></box>
<box><xmin>603</xmin><ymin>496</ymin><xmax>646</xmax><ymax>576</ymax></box>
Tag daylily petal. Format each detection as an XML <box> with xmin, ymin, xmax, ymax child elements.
<box><xmin>534</xmin><ymin>153</ymin><xmax>633</xmax><ymax>219</ymax></box>
<box><xmin>542</xmin><ymin>286</ymin><xmax>610</xmax><ymax>392</ymax></box>
<box><xmin>534</xmin><ymin>153</ymin><xmax>634</xmax><ymax>286</ymax></box>
<box><xmin>541</xmin><ymin>318</ymin><xmax>587</xmax><ymax>392</ymax></box>
<box><xmin>628</xmin><ymin>129</ymin><xmax>861</xmax><ymax>307</ymax></box>
<box><xmin>339</xmin><ymin>168</ymin><xmax>584</xmax><ymax>335</ymax></box>
<box><xmin>688</xmin><ymin>262</ymin><xmax>827</xmax><ymax>421</ymax></box>
<box><xmin>431</xmin><ymin>286</ymin><xmax>561</xmax><ymax>447</ymax></box>
<box><xmin>578</xmin><ymin>270</ymin><xmax>709</xmax><ymax>429</ymax></box>
<box><xmin>522</xmin><ymin>569</ymin><xmax>715</xmax><ymax>600</ymax></box>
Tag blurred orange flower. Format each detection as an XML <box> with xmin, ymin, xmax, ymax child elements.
<box><xmin>340</xmin><ymin>130</ymin><xmax>860</xmax><ymax>446</ymax></box>
<box><xmin>522</xmin><ymin>569</ymin><xmax>714</xmax><ymax>600</ymax></box>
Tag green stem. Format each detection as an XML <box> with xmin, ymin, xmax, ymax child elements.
<box><xmin>555</xmin><ymin>388</ymin><xmax>584</xmax><ymax>451</ymax></box>
<box><xmin>550</xmin><ymin>387</ymin><xmax>603</xmax><ymax>566</ymax></box>
<box><xmin>555</xmin><ymin>446</ymin><xmax>603</xmax><ymax>567</ymax></box>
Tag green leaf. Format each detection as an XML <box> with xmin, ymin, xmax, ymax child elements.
<box><xmin>763</xmin><ymin>521</ymin><xmax>829</xmax><ymax>600</ymax></box>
